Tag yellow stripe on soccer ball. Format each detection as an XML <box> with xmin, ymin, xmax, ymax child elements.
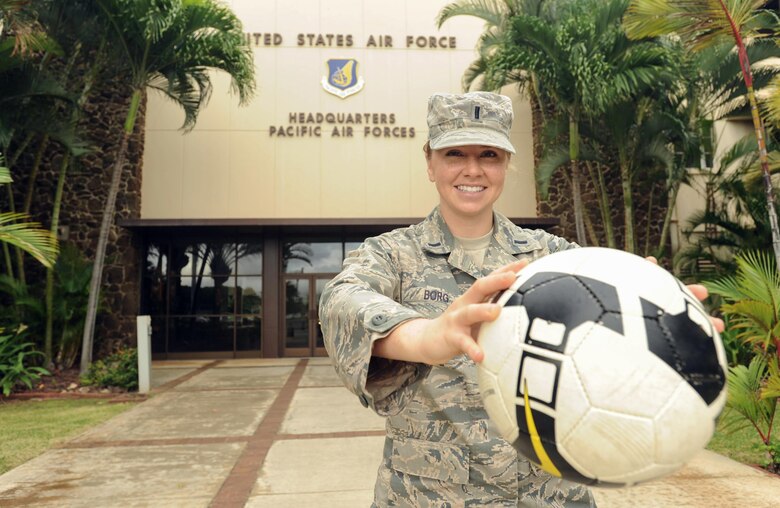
<box><xmin>523</xmin><ymin>378</ymin><xmax>562</xmax><ymax>477</ymax></box>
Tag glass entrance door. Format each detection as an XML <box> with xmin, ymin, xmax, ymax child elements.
<box><xmin>283</xmin><ymin>275</ymin><xmax>329</xmax><ymax>356</ymax></box>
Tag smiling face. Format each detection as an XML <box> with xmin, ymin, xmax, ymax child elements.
<box><xmin>426</xmin><ymin>144</ymin><xmax>509</xmax><ymax>237</ymax></box>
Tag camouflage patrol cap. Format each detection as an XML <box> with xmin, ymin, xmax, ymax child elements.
<box><xmin>427</xmin><ymin>91</ymin><xmax>515</xmax><ymax>154</ymax></box>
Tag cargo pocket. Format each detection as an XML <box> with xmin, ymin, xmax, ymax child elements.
<box><xmin>390</xmin><ymin>436</ymin><xmax>470</xmax><ymax>484</ymax></box>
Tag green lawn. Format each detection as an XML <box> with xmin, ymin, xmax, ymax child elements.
<box><xmin>0</xmin><ymin>399</ymin><xmax>136</xmax><ymax>474</ymax></box>
<box><xmin>707</xmin><ymin>410</ymin><xmax>779</xmax><ymax>467</ymax></box>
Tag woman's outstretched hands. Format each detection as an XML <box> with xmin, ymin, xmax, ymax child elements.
<box><xmin>416</xmin><ymin>260</ymin><xmax>528</xmax><ymax>365</ymax></box>
<box><xmin>373</xmin><ymin>260</ymin><xmax>527</xmax><ymax>366</ymax></box>
<box><xmin>645</xmin><ymin>256</ymin><xmax>724</xmax><ymax>333</ymax></box>
<box><xmin>375</xmin><ymin>255</ymin><xmax>725</xmax><ymax>367</ymax></box>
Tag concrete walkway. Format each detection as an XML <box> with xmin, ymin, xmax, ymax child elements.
<box><xmin>0</xmin><ymin>359</ymin><xmax>777</xmax><ymax>507</ymax></box>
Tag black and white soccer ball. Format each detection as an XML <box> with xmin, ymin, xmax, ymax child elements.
<box><xmin>477</xmin><ymin>247</ymin><xmax>728</xmax><ymax>486</ymax></box>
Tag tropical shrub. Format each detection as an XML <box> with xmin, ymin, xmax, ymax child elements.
<box><xmin>50</xmin><ymin>243</ymin><xmax>93</xmax><ymax>369</ymax></box>
<box><xmin>0</xmin><ymin>331</ymin><xmax>50</xmax><ymax>396</ymax></box>
<box><xmin>719</xmin><ymin>322</ymin><xmax>754</xmax><ymax>368</ymax></box>
<box><xmin>0</xmin><ymin>243</ymin><xmax>94</xmax><ymax>369</ymax></box>
<box><xmin>723</xmin><ymin>356</ymin><xmax>779</xmax><ymax>472</ymax></box>
<box><xmin>80</xmin><ymin>347</ymin><xmax>137</xmax><ymax>391</ymax></box>
<box><xmin>706</xmin><ymin>250</ymin><xmax>780</xmax><ymax>472</ymax></box>
<box><xmin>706</xmin><ymin>250</ymin><xmax>780</xmax><ymax>359</ymax></box>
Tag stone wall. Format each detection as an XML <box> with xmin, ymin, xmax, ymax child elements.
<box><xmin>6</xmin><ymin>78</ymin><xmax>145</xmax><ymax>358</ymax></box>
<box><xmin>530</xmin><ymin>99</ymin><xmax>670</xmax><ymax>265</ymax></box>
<box><xmin>537</xmin><ymin>162</ymin><xmax>668</xmax><ymax>257</ymax></box>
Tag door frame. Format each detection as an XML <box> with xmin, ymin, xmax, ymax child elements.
<box><xmin>281</xmin><ymin>273</ymin><xmax>331</xmax><ymax>357</ymax></box>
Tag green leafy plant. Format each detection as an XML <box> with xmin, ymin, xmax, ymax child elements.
<box><xmin>0</xmin><ymin>332</ymin><xmax>50</xmax><ymax>396</ymax></box>
<box><xmin>50</xmin><ymin>243</ymin><xmax>93</xmax><ymax>369</ymax></box>
<box><xmin>0</xmin><ymin>244</ymin><xmax>94</xmax><ymax>370</ymax></box>
<box><xmin>80</xmin><ymin>348</ymin><xmax>137</xmax><ymax>391</ymax></box>
<box><xmin>0</xmin><ymin>158</ymin><xmax>58</xmax><ymax>270</ymax></box>
<box><xmin>720</xmin><ymin>323</ymin><xmax>754</xmax><ymax>368</ymax></box>
<box><xmin>722</xmin><ymin>356</ymin><xmax>779</xmax><ymax>472</ymax></box>
<box><xmin>706</xmin><ymin>250</ymin><xmax>780</xmax><ymax>472</ymax></box>
<box><xmin>706</xmin><ymin>250</ymin><xmax>780</xmax><ymax>359</ymax></box>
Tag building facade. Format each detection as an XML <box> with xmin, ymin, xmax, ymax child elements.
<box><xmin>130</xmin><ymin>0</ymin><xmax>551</xmax><ymax>359</ymax></box>
<box><xmin>129</xmin><ymin>0</ymin><xmax>748</xmax><ymax>359</ymax></box>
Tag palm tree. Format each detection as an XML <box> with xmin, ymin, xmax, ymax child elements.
<box><xmin>494</xmin><ymin>0</ymin><xmax>668</xmax><ymax>245</ymax></box>
<box><xmin>80</xmin><ymin>0</ymin><xmax>255</xmax><ymax>373</ymax></box>
<box><xmin>598</xmin><ymin>98</ymin><xmax>675</xmax><ymax>253</ymax></box>
<box><xmin>624</xmin><ymin>0</ymin><xmax>780</xmax><ymax>273</ymax></box>
<box><xmin>26</xmin><ymin>0</ymin><xmax>105</xmax><ymax>367</ymax></box>
<box><xmin>1</xmin><ymin>0</ymin><xmax>66</xmax><ymax>282</ymax></box>
<box><xmin>436</xmin><ymin>0</ymin><xmax>553</xmax><ymax>96</ymax></box>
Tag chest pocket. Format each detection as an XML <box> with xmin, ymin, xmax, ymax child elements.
<box><xmin>400</xmin><ymin>261</ymin><xmax>461</xmax><ymax>316</ymax></box>
<box><xmin>390</xmin><ymin>436</ymin><xmax>470</xmax><ymax>484</ymax></box>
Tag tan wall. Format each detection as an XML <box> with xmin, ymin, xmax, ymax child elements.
<box><xmin>141</xmin><ymin>0</ymin><xmax>538</xmax><ymax>220</ymax></box>
<box><xmin>670</xmin><ymin>118</ymin><xmax>753</xmax><ymax>252</ymax></box>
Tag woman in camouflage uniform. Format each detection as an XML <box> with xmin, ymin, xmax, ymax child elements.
<box><xmin>320</xmin><ymin>91</ymin><xmax>596</xmax><ymax>507</ymax></box>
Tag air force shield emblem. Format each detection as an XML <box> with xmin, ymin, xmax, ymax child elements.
<box><xmin>321</xmin><ymin>59</ymin><xmax>364</xmax><ymax>99</ymax></box>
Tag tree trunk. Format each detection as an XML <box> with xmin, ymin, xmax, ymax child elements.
<box><xmin>16</xmin><ymin>134</ymin><xmax>50</xmax><ymax>285</ymax></box>
<box><xmin>49</xmin><ymin>41</ymin><xmax>100</xmax><ymax>369</ymax></box>
<box><xmin>569</xmin><ymin>115</ymin><xmax>587</xmax><ymax>245</ymax></box>
<box><xmin>45</xmin><ymin>151</ymin><xmax>70</xmax><ymax>366</ymax></box>
<box><xmin>4</xmin><ymin>181</ymin><xmax>16</xmax><ymax>279</ymax></box>
<box><xmin>80</xmin><ymin>89</ymin><xmax>141</xmax><ymax>374</ymax></box>
<box><xmin>585</xmin><ymin>161</ymin><xmax>615</xmax><ymax>248</ymax></box>
<box><xmin>656</xmin><ymin>179</ymin><xmax>681</xmax><ymax>260</ymax></box>
<box><xmin>721</xmin><ymin>2</ymin><xmax>780</xmax><ymax>274</ymax></box>
<box><xmin>619</xmin><ymin>154</ymin><xmax>635</xmax><ymax>253</ymax></box>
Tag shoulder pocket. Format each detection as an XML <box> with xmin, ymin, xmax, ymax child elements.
<box><xmin>390</xmin><ymin>436</ymin><xmax>469</xmax><ymax>484</ymax></box>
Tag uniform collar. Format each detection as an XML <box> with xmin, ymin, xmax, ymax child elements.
<box><xmin>421</xmin><ymin>207</ymin><xmax>456</xmax><ymax>255</ymax></box>
<box><xmin>420</xmin><ymin>206</ymin><xmax>541</xmax><ymax>256</ymax></box>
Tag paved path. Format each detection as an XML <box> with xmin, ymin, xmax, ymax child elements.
<box><xmin>0</xmin><ymin>359</ymin><xmax>778</xmax><ymax>507</ymax></box>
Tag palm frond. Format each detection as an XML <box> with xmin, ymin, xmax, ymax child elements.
<box><xmin>0</xmin><ymin>212</ymin><xmax>58</xmax><ymax>267</ymax></box>
<box><xmin>734</xmin><ymin>250</ymin><xmax>780</xmax><ymax>306</ymax></box>
<box><xmin>726</xmin><ymin>356</ymin><xmax>776</xmax><ymax>428</ymax></box>
<box><xmin>762</xmin><ymin>74</ymin><xmax>780</xmax><ymax>129</ymax></box>
<box><xmin>99</xmin><ymin>0</ymin><xmax>255</xmax><ymax>130</ymax></box>
<box><xmin>763</xmin><ymin>357</ymin><xmax>780</xmax><ymax>399</ymax></box>
<box><xmin>0</xmin><ymin>162</ymin><xmax>11</xmax><ymax>184</ymax></box>
<box><xmin>436</xmin><ymin>0</ymin><xmax>507</xmax><ymax>28</ymax></box>
<box><xmin>536</xmin><ymin>144</ymin><xmax>571</xmax><ymax>199</ymax></box>
<box><xmin>624</xmin><ymin>0</ymin><xmax>767</xmax><ymax>50</ymax></box>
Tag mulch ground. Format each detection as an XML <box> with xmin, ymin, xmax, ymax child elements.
<box><xmin>2</xmin><ymin>368</ymin><xmax>146</xmax><ymax>402</ymax></box>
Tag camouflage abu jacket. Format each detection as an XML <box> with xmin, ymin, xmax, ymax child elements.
<box><xmin>319</xmin><ymin>207</ymin><xmax>595</xmax><ymax>507</ymax></box>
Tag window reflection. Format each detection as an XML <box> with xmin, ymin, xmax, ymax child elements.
<box><xmin>144</xmin><ymin>236</ymin><xmax>373</xmax><ymax>356</ymax></box>
<box><xmin>236</xmin><ymin>243</ymin><xmax>263</xmax><ymax>275</ymax></box>
<box><xmin>285</xmin><ymin>279</ymin><xmax>309</xmax><ymax>348</ymax></box>
<box><xmin>168</xmin><ymin>316</ymin><xmax>234</xmax><ymax>353</ymax></box>
<box><xmin>170</xmin><ymin>276</ymin><xmax>234</xmax><ymax>315</ymax></box>
<box><xmin>145</xmin><ymin>243</ymin><xmax>168</xmax><ymax>276</ymax></box>
<box><xmin>143</xmin><ymin>239</ymin><xmax>264</xmax><ymax>356</ymax></box>
<box><xmin>237</xmin><ymin>276</ymin><xmax>262</xmax><ymax>314</ymax></box>
<box><xmin>169</xmin><ymin>243</ymin><xmax>237</xmax><ymax>277</ymax></box>
<box><xmin>283</xmin><ymin>241</ymin><xmax>343</xmax><ymax>273</ymax></box>
<box><xmin>236</xmin><ymin>316</ymin><xmax>261</xmax><ymax>351</ymax></box>
<box><xmin>142</xmin><ymin>243</ymin><xmax>168</xmax><ymax>315</ymax></box>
